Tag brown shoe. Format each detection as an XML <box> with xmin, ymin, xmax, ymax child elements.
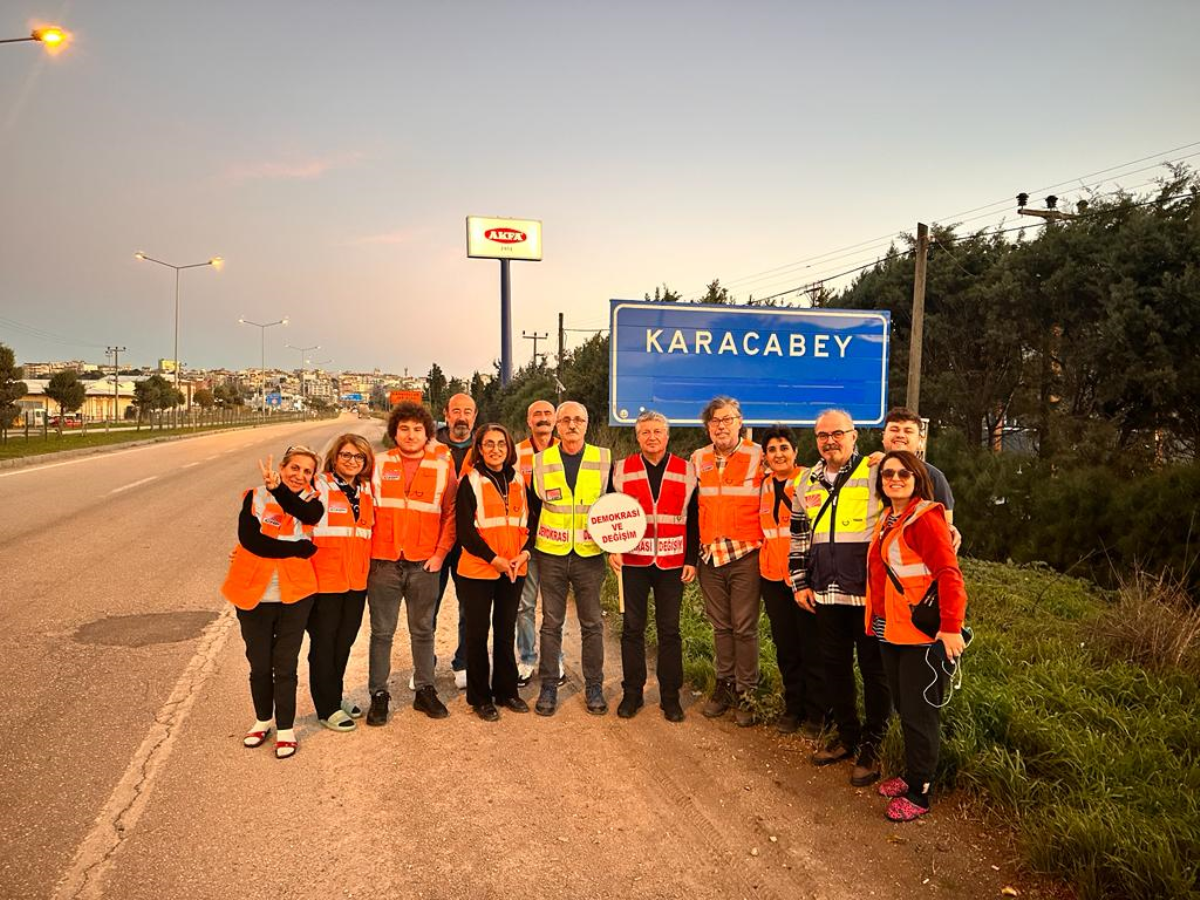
<box><xmin>811</xmin><ymin>741</ymin><xmax>854</xmax><ymax>766</ymax></box>
<box><xmin>734</xmin><ymin>706</ymin><xmax>754</xmax><ymax>728</ymax></box>
<box><xmin>851</xmin><ymin>749</ymin><xmax>881</xmax><ymax>787</ymax></box>
<box><xmin>701</xmin><ymin>680</ymin><xmax>734</xmax><ymax>718</ymax></box>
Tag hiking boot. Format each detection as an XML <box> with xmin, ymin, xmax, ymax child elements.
<box><xmin>799</xmin><ymin>719</ymin><xmax>825</xmax><ymax>742</ymax></box>
<box><xmin>617</xmin><ymin>692</ymin><xmax>644</xmax><ymax>719</ymax></box>
<box><xmin>662</xmin><ymin>697</ymin><xmax>685</xmax><ymax>723</ymax></box>
<box><xmin>775</xmin><ymin>713</ymin><xmax>802</xmax><ymax>735</ymax></box>
<box><xmin>851</xmin><ymin>748</ymin><xmax>881</xmax><ymax>787</ymax></box>
<box><xmin>702</xmin><ymin>680</ymin><xmax>735</xmax><ymax>718</ymax></box>
<box><xmin>734</xmin><ymin>705</ymin><xmax>755</xmax><ymax>728</ymax></box>
<box><xmin>535</xmin><ymin>685</ymin><xmax>558</xmax><ymax>717</ymax></box>
<box><xmin>811</xmin><ymin>741</ymin><xmax>854</xmax><ymax>766</ymax></box>
<box><xmin>585</xmin><ymin>684</ymin><xmax>608</xmax><ymax>716</ymax></box>
<box><xmin>366</xmin><ymin>690</ymin><xmax>390</xmax><ymax>727</ymax></box>
<box><xmin>413</xmin><ymin>685</ymin><xmax>449</xmax><ymax>719</ymax></box>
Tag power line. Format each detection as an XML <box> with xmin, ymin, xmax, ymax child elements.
<box><xmin>0</xmin><ymin>315</ymin><xmax>108</xmax><ymax>350</ymax></box>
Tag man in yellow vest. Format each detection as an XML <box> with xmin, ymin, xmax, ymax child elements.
<box><xmin>789</xmin><ymin>408</ymin><xmax>890</xmax><ymax>787</ymax></box>
<box><xmin>527</xmin><ymin>400</ymin><xmax>612</xmax><ymax>717</ymax></box>
<box><xmin>514</xmin><ymin>399</ymin><xmax>561</xmax><ymax>686</ymax></box>
<box><xmin>692</xmin><ymin>396</ymin><xmax>765</xmax><ymax>728</ymax></box>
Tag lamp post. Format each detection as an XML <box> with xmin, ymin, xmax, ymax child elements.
<box><xmin>1</xmin><ymin>26</ymin><xmax>69</xmax><ymax>51</ymax></box>
<box><xmin>286</xmin><ymin>343</ymin><xmax>319</xmax><ymax>414</ymax></box>
<box><xmin>239</xmin><ymin>316</ymin><xmax>288</xmax><ymax>422</ymax></box>
<box><xmin>135</xmin><ymin>252</ymin><xmax>223</xmax><ymax>427</ymax></box>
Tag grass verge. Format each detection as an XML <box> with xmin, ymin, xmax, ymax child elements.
<box><xmin>601</xmin><ymin>560</ymin><xmax>1200</xmax><ymax>900</ymax></box>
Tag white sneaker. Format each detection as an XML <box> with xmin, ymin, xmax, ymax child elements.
<box><xmin>455</xmin><ymin>669</ymin><xmax>467</xmax><ymax>690</ymax></box>
<box><xmin>517</xmin><ymin>662</ymin><xmax>535</xmax><ymax>686</ymax></box>
<box><xmin>408</xmin><ymin>673</ymin><xmax>415</xmax><ymax>691</ymax></box>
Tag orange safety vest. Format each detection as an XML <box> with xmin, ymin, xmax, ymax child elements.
<box><xmin>612</xmin><ymin>453</ymin><xmax>695</xmax><ymax>568</ymax></box>
<box><xmin>456</xmin><ymin>468</ymin><xmax>530</xmax><ymax>580</ymax></box>
<box><xmin>691</xmin><ymin>439</ymin><xmax>764</xmax><ymax>545</ymax></box>
<box><xmin>433</xmin><ymin>439</ymin><xmax>475</xmax><ymax>477</ymax></box>
<box><xmin>370</xmin><ymin>446</ymin><xmax>453</xmax><ymax>561</ymax></box>
<box><xmin>516</xmin><ymin>436</ymin><xmax>556</xmax><ymax>488</ymax></box>
<box><xmin>221</xmin><ymin>486</ymin><xmax>318</xmax><ymax>610</ymax></box>
<box><xmin>759</xmin><ymin>471</ymin><xmax>798</xmax><ymax>581</ymax></box>
<box><xmin>311</xmin><ymin>473</ymin><xmax>375</xmax><ymax>593</ymax></box>
<box><xmin>865</xmin><ymin>499</ymin><xmax>946</xmax><ymax>645</ymax></box>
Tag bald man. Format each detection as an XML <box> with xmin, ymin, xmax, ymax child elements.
<box><xmin>514</xmin><ymin>399</ymin><xmax>560</xmax><ymax>685</ymax></box>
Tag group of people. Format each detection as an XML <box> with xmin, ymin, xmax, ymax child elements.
<box><xmin>221</xmin><ymin>393</ymin><xmax>969</xmax><ymax>823</ymax></box>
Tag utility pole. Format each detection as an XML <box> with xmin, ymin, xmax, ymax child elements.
<box><xmin>106</xmin><ymin>346</ymin><xmax>125</xmax><ymax>428</ymax></box>
<box><xmin>905</xmin><ymin>222</ymin><xmax>930</xmax><ymax>414</ymax></box>
<box><xmin>522</xmin><ymin>330</ymin><xmax>548</xmax><ymax>366</ymax></box>
<box><xmin>556</xmin><ymin>313</ymin><xmax>566</xmax><ymax>403</ymax></box>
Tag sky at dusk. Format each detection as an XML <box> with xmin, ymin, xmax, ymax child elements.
<box><xmin>2</xmin><ymin>1</ymin><xmax>1198</xmax><ymax>377</ymax></box>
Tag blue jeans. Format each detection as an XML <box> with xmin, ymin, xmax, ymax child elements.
<box><xmin>366</xmin><ymin>559</ymin><xmax>439</xmax><ymax>694</ymax></box>
<box><xmin>516</xmin><ymin>554</ymin><xmax>564</xmax><ymax>668</ymax></box>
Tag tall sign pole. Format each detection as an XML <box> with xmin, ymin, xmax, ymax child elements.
<box><xmin>905</xmin><ymin>222</ymin><xmax>930</xmax><ymax>414</ymax></box>
<box><xmin>467</xmin><ymin>216</ymin><xmax>543</xmax><ymax>388</ymax></box>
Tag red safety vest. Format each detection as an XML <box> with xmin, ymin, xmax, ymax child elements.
<box><xmin>692</xmin><ymin>439</ymin><xmax>764</xmax><ymax>545</ymax></box>
<box><xmin>866</xmin><ymin>499</ymin><xmax>947</xmax><ymax>645</ymax></box>
<box><xmin>370</xmin><ymin>447</ymin><xmax>453</xmax><ymax>561</ymax></box>
<box><xmin>457</xmin><ymin>468</ymin><xmax>529</xmax><ymax>580</ymax></box>
<box><xmin>759</xmin><ymin>471</ymin><xmax>799</xmax><ymax>582</ymax></box>
<box><xmin>311</xmin><ymin>473</ymin><xmax>375</xmax><ymax>593</ymax></box>
<box><xmin>221</xmin><ymin>486</ymin><xmax>318</xmax><ymax>609</ymax></box>
<box><xmin>612</xmin><ymin>453</ymin><xmax>694</xmax><ymax>568</ymax></box>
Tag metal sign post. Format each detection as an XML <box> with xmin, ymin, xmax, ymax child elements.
<box><xmin>467</xmin><ymin>216</ymin><xmax>543</xmax><ymax>387</ymax></box>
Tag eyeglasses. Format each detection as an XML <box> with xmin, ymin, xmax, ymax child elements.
<box><xmin>815</xmin><ymin>430</ymin><xmax>852</xmax><ymax>441</ymax></box>
<box><xmin>337</xmin><ymin>451</ymin><xmax>367</xmax><ymax>463</ymax></box>
<box><xmin>285</xmin><ymin>445</ymin><xmax>317</xmax><ymax>456</ymax></box>
<box><xmin>880</xmin><ymin>468</ymin><xmax>914</xmax><ymax>481</ymax></box>
<box><xmin>480</xmin><ymin>440</ymin><xmax>508</xmax><ymax>451</ymax></box>
<box><xmin>709</xmin><ymin>415</ymin><xmax>741</xmax><ymax>428</ymax></box>
<box><xmin>559</xmin><ymin>416</ymin><xmax>587</xmax><ymax>426</ymax></box>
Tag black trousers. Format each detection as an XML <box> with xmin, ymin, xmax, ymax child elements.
<box><xmin>880</xmin><ymin>642</ymin><xmax>947</xmax><ymax>802</ymax></box>
<box><xmin>761</xmin><ymin>578</ymin><xmax>828</xmax><ymax>724</ymax></box>
<box><xmin>458</xmin><ymin>574</ymin><xmax>523</xmax><ymax>707</ymax></box>
<box><xmin>236</xmin><ymin>597</ymin><xmax>314</xmax><ymax>730</ymax></box>
<box><xmin>620</xmin><ymin>565</ymin><xmax>685</xmax><ymax>702</ymax></box>
<box><xmin>815</xmin><ymin>602</ymin><xmax>891</xmax><ymax>754</ymax></box>
<box><xmin>306</xmin><ymin>589</ymin><xmax>366</xmax><ymax>720</ymax></box>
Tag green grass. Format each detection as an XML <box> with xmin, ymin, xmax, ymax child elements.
<box><xmin>601</xmin><ymin>560</ymin><xmax>1200</xmax><ymax>900</ymax></box>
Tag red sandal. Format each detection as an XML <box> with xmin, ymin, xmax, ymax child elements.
<box><xmin>243</xmin><ymin>728</ymin><xmax>271</xmax><ymax>749</ymax></box>
<box><xmin>274</xmin><ymin>739</ymin><xmax>298</xmax><ymax>760</ymax></box>
<box><xmin>878</xmin><ymin>777</ymin><xmax>909</xmax><ymax>798</ymax></box>
<box><xmin>885</xmin><ymin>796</ymin><xmax>929</xmax><ymax>822</ymax></box>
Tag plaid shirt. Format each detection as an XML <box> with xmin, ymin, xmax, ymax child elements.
<box><xmin>699</xmin><ymin>454</ymin><xmax>762</xmax><ymax>568</ymax></box>
<box><xmin>788</xmin><ymin>454</ymin><xmax>870</xmax><ymax>608</ymax></box>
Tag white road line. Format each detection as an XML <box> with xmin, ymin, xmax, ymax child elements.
<box><xmin>52</xmin><ymin>608</ymin><xmax>237</xmax><ymax>900</ymax></box>
<box><xmin>181</xmin><ymin>461</ymin><xmax>200</xmax><ymax>468</ymax></box>
<box><xmin>0</xmin><ymin>444</ymin><xmax>157</xmax><ymax>479</ymax></box>
<box><xmin>109</xmin><ymin>476</ymin><xmax>158</xmax><ymax>494</ymax></box>
<box><xmin>205</xmin><ymin>455</ymin><xmax>219</xmax><ymax>461</ymax></box>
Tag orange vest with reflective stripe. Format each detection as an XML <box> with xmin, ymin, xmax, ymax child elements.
<box><xmin>759</xmin><ymin>471</ymin><xmax>799</xmax><ymax>581</ymax></box>
<box><xmin>457</xmin><ymin>468</ymin><xmax>529</xmax><ymax>580</ymax></box>
<box><xmin>865</xmin><ymin>499</ymin><xmax>943</xmax><ymax>645</ymax></box>
<box><xmin>692</xmin><ymin>440</ymin><xmax>764</xmax><ymax>545</ymax></box>
<box><xmin>516</xmin><ymin>436</ymin><xmax>556</xmax><ymax>488</ymax></box>
<box><xmin>221</xmin><ymin>486</ymin><xmax>318</xmax><ymax>609</ymax></box>
<box><xmin>433</xmin><ymin>440</ymin><xmax>475</xmax><ymax>477</ymax></box>
<box><xmin>370</xmin><ymin>447</ymin><xmax>452</xmax><ymax>561</ymax></box>
<box><xmin>612</xmin><ymin>453</ymin><xmax>694</xmax><ymax>568</ymax></box>
<box><xmin>311</xmin><ymin>473</ymin><xmax>375</xmax><ymax>593</ymax></box>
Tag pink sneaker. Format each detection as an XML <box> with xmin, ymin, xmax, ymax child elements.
<box><xmin>885</xmin><ymin>796</ymin><xmax>929</xmax><ymax>822</ymax></box>
<box><xmin>878</xmin><ymin>776</ymin><xmax>909</xmax><ymax>798</ymax></box>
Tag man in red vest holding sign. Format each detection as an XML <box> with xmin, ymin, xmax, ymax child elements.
<box><xmin>610</xmin><ymin>411</ymin><xmax>699</xmax><ymax>722</ymax></box>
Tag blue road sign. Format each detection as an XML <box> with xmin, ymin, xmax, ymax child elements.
<box><xmin>341</xmin><ymin>393</ymin><xmax>364</xmax><ymax>402</ymax></box>
<box><xmin>266</xmin><ymin>392</ymin><xmax>283</xmax><ymax>408</ymax></box>
<box><xmin>609</xmin><ymin>299</ymin><xmax>890</xmax><ymax>426</ymax></box>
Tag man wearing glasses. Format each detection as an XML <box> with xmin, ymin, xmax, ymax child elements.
<box><xmin>526</xmin><ymin>401</ymin><xmax>613</xmax><ymax>716</ymax></box>
<box><xmin>789</xmin><ymin>409</ymin><xmax>889</xmax><ymax>788</ymax></box>
<box><xmin>691</xmin><ymin>397</ymin><xmax>765</xmax><ymax>727</ymax></box>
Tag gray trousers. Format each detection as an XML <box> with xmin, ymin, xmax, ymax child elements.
<box><xmin>699</xmin><ymin>550</ymin><xmax>762</xmax><ymax>691</ymax></box>
<box><xmin>366</xmin><ymin>558</ymin><xmax>440</xmax><ymax>695</ymax></box>
<box><xmin>536</xmin><ymin>551</ymin><xmax>607</xmax><ymax>689</ymax></box>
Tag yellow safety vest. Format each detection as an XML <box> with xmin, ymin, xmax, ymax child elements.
<box><xmin>798</xmin><ymin>455</ymin><xmax>878</xmax><ymax>595</ymax></box>
<box><xmin>532</xmin><ymin>443</ymin><xmax>612</xmax><ymax>556</ymax></box>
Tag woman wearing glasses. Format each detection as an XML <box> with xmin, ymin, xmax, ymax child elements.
<box><xmin>221</xmin><ymin>445</ymin><xmax>324</xmax><ymax>759</ymax></box>
<box><xmin>307</xmin><ymin>434</ymin><xmax>376</xmax><ymax>734</ymax></box>
<box><xmin>865</xmin><ymin>449</ymin><xmax>967</xmax><ymax>821</ymax></box>
<box><xmin>454</xmin><ymin>423</ymin><xmax>534</xmax><ymax>721</ymax></box>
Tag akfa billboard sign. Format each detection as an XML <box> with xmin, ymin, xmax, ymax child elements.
<box><xmin>608</xmin><ymin>299</ymin><xmax>890</xmax><ymax>426</ymax></box>
<box><xmin>466</xmin><ymin>216</ymin><xmax>543</xmax><ymax>261</ymax></box>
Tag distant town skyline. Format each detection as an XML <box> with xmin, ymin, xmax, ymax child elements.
<box><xmin>3</xmin><ymin>1</ymin><xmax>1198</xmax><ymax>375</ymax></box>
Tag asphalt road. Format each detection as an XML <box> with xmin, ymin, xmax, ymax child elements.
<box><xmin>0</xmin><ymin>413</ymin><xmax>1029</xmax><ymax>900</ymax></box>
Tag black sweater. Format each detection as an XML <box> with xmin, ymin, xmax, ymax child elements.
<box><xmin>237</xmin><ymin>484</ymin><xmax>323</xmax><ymax>560</ymax></box>
<box><xmin>455</xmin><ymin>465</ymin><xmax>538</xmax><ymax>565</ymax></box>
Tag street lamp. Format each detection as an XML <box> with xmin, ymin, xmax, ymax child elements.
<box><xmin>135</xmin><ymin>251</ymin><xmax>223</xmax><ymax>427</ymax></box>
<box><xmin>1</xmin><ymin>26</ymin><xmax>70</xmax><ymax>53</ymax></box>
<box><xmin>286</xmin><ymin>343</ymin><xmax>319</xmax><ymax>413</ymax></box>
<box><xmin>239</xmin><ymin>316</ymin><xmax>288</xmax><ymax>420</ymax></box>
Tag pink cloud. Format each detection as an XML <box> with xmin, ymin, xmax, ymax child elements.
<box><xmin>223</xmin><ymin>151</ymin><xmax>365</xmax><ymax>182</ymax></box>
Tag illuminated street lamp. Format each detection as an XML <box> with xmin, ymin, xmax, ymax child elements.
<box><xmin>1</xmin><ymin>26</ymin><xmax>70</xmax><ymax>53</ymax></box>
<box><xmin>239</xmin><ymin>316</ymin><xmax>289</xmax><ymax>419</ymax></box>
<box><xmin>286</xmin><ymin>343</ymin><xmax>320</xmax><ymax>410</ymax></box>
<box><xmin>135</xmin><ymin>252</ymin><xmax>223</xmax><ymax>427</ymax></box>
